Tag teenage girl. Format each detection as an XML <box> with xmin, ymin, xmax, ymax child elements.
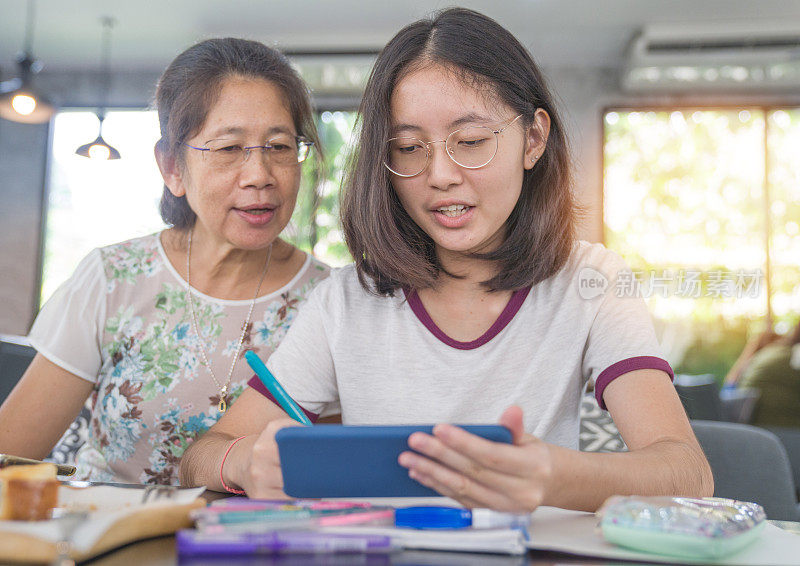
<box><xmin>181</xmin><ymin>8</ymin><xmax>713</xmax><ymax>512</ymax></box>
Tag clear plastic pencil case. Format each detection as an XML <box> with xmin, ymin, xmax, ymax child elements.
<box><xmin>597</xmin><ymin>496</ymin><xmax>766</xmax><ymax>560</ymax></box>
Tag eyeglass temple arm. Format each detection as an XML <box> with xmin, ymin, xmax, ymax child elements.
<box><xmin>493</xmin><ymin>114</ymin><xmax>525</xmax><ymax>134</ymax></box>
<box><xmin>182</xmin><ymin>142</ymin><xmax>210</xmax><ymax>152</ymax></box>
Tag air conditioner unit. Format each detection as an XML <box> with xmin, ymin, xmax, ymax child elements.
<box><xmin>622</xmin><ymin>23</ymin><xmax>800</xmax><ymax>92</ymax></box>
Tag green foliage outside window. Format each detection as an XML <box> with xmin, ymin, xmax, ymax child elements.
<box><xmin>286</xmin><ymin>111</ymin><xmax>357</xmax><ymax>267</ymax></box>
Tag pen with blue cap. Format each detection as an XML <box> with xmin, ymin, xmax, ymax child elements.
<box><xmin>245</xmin><ymin>350</ymin><xmax>312</xmax><ymax>425</ymax></box>
<box><xmin>395</xmin><ymin>506</ymin><xmax>531</xmax><ymax>530</ymax></box>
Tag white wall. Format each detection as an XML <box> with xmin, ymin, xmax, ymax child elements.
<box><xmin>0</xmin><ymin>120</ymin><xmax>48</xmax><ymax>335</ymax></box>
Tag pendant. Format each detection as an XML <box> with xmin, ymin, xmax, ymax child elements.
<box><xmin>218</xmin><ymin>387</ymin><xmax>228</xmax><ymax>413</ymax></box>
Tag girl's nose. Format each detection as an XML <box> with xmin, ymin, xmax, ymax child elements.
<box><xmin>425</xmin><ymin>141</ymin><xmax>462</xmax><ymax>191</ymax></box>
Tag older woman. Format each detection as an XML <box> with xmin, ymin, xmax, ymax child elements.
<box><xmin>0</xmin><ymin>38</ymin><xmax>330</xmax><ymax>484</ymax></box>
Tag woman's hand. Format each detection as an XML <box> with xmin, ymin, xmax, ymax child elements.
<box><xmin>229</xmin><ymin>417</ymin><xmax>303</xmax><ymax>499</ymax></box>
<box><xmin>397</xmin><ymin>406</ymin><xmax>553</xmax><ymax>511</ymax></box>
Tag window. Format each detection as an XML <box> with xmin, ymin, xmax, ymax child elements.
<box><xmin>604</xmin><ymin>108</ymin><xmax>800</xmax><ymax>374</ymax></box>
<box><xmin>43</xmin><ymin>110</ymin><xmax>165</xmax><ymax>304</ymax></box>
<box><xmin>288</xmin><ymin>110</ymin><xmax>357</xmax><ymax>267</ymax></box>
<box><xmin>767</xmin><ymin>109</ymin><xmax>800</xmax><ymax>329</ymax></box>
<box><xmin>42</xmin><ymin>109</ymin><xmax>358</xmax><ymax>306</ymax></box>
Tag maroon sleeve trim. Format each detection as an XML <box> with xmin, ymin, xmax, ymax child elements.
<box><xmin>594</xmin><ymin>356</ymin><xmax>674</xmax><ymax>411</ymax></box>
<box><xmin>246</xmin><ymin>374</ymin><xmax>320</xmax><ymax>423</ymax></box>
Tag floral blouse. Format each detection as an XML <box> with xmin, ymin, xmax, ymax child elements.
<box><xmin>28</xmin><ymin>232</ymin><xmax>329</xmax><ymax>485</ymax></box>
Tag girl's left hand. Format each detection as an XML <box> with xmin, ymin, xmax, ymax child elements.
<box><xmin>397</xmin><ymin>406</ymin><xmax>553</xmax><ymax>512</ymax></box>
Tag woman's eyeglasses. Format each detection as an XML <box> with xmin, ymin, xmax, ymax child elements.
<box><xmin>183</xmin><ymin>134</ymin><xmax>314</xmax><ymax>169</ymax></box>
<box><xmin>383</xmin><ymin>114</ymin><xmax>523</xmax><ymax>178</ymax></box>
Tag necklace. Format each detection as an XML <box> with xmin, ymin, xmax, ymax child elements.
<box><xmin>185</xmin><ymin>228</ymin><xmax>272</xmax><ymax>412</ymax></box>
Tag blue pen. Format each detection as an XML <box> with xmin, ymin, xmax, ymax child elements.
<box><xmin>245</xmin><ymin>350</ymin><xmax>313</xmax><ymax>425</ymax></box>
<box><xmin>395</xmin><ymin>506</ymin><xmax>530</xmax><ymax>530</ymax></box>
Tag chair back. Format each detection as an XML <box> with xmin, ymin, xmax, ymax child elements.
<box><xmin>0</xmin><ymin>335</ymin><xmax>36</xmax><ymax>405</ymax></box>
<box><xmin>719</xmin><ymin>387</ymin><xmax>760</xmax><ymax>423</ymax></box>
<box><xmin>579</xmin><ymin>394</ymin><xmax>626</xmax><ymax>452</ymax></box>
<box><xmin>675</xmin><ymin>374</ymin><xmax>723</xmax><ymax>420</ymax></box>
<box><xmin>692</xmin><ymin>420</ymin><xmax>800</xmax><ymax>521</ymax></box>
<box><xmin>765</xmin><ymin>426</ymin><xmax>800</xmax><ymax>503</ymax></box>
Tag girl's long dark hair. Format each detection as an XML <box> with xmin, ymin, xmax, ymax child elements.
<box><xmin>341</xmin><ymin>7</ymin><xmax>577</xmax><ymax>295</ymax></box>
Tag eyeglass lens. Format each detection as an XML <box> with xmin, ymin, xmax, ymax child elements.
<box><xmin>202</xmin><ymin>135</ymin><xmax>310</xmax><ymax>168</ymax></box>
<box><xmin>386</xmin><ymin>125</ymin><xmax>499</xmax><ymax>177</ymax></box>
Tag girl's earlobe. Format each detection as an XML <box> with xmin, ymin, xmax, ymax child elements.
<box><xmin>523</xmin><ymin>109</ymin><xmax>551</xmax><ymax>170</ymax></box>
<box><xmin>526</xmin><ymin>150</ymin><xmax>543</xmax><ymax>171</ymax></box>
<box><xmin>524</xmin><ymin>138</ymin><xmax>543</xmax><ymax>170</ymax></box>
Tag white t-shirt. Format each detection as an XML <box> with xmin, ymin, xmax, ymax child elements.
<box><xmin>249</xmin><ymin>240</ymin><xmax>672</xmax><ymax>450</ymax></box>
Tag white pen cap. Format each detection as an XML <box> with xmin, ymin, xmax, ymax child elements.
<box><xmin>470</xmin><ymin>509</ymin><xmax>532</xmax><ymax>529</ymax></box>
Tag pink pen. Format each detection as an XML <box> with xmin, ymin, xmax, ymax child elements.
<box><xmin>209</xmin><ymin>499</ymin><xmax>372</xmax><ymax>510</ymax></box>
<box><xmin>317</xmin><ymin>509</ymin><xmax>395</xmax><ymax>527</ymax></box>
<box><xmin>194</xmin><ymin>507</ymin><xmax>395</xmax><ymax>534</ymax></box>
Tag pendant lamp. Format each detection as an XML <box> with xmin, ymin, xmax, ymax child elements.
<box><xmin>75</xmin><ymin>16</ymin><xmax>120</xmax><ymax>160</ymax></box>
<box><xmin>0</xmin><ymin>0</ymin><xmax>56</xmax><ymax>124</ymax></box>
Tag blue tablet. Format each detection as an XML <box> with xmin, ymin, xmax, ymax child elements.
<box><xmin>276</xmin><ymin>424</ymin><xmax>512</xmax><ymax>498</ymax></box>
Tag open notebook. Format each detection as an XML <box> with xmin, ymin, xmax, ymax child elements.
<box><xmin>320</xmin><ymin>498</ymin><xmax>800</xmax><ymax>564</ymax></box>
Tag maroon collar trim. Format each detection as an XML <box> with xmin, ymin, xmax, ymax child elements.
<box><xmin>403</xmin><ymin>286</ymin><xmax>532</xmax><ymax>350</ymax></box>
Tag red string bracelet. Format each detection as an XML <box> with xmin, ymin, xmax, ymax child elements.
<box><xmin>220</xmin><ymin>435</ymin><xmax>247</xmax><ymax>495</ymax></box>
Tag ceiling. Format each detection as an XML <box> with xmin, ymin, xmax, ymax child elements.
<box><xmin>1</xmin><ymin>0</ymin><xmax>799</xmax><ymax>74</ymax></box>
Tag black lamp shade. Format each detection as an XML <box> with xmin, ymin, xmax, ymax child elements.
<box><xmin>0</xmin><ymin>80</ymin><xmax>55</xmax><ymax>124</ymax></box>
<box><xmin>75</xmin><ymin>134</ymin><xmax>121</xmax><ymax>160</ymax></box>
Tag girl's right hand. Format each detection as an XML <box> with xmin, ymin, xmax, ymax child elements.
<box><xmin>232</xmin><ymin>417</ymin><xmax>303</xmax><ymax>498</ymax></box>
